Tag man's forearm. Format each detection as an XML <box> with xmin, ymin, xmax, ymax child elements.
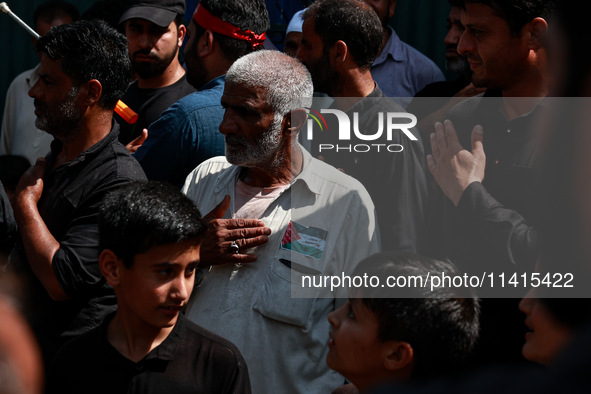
<box><xmin>14</xmin><ymin>199</ymin><xmax>68</xmax><ymax>300</ymax></box>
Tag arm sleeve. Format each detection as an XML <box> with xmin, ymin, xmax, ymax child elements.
<box><xmin>134</xmin><ymin>105</ymin><xmax>193</xmax><ymax>188</ymax></box>
<box><xmin>51</xmin><ymin>178</ymin><xmax>136</xmax><ymax>297</ymax></box>
<box><xmin>374</xmin><ymin>134</ymin><xmax>429</xmax><ymax>253</ymax></box>
<box><xmin>456</xmin><ymin>181</ymin><xmax>538</xmax><ymax>270</ymax></box>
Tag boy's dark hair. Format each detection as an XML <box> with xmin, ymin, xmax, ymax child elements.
<box><xmin>34</xmin><ymin>0</ymin><xmax>79</xmax><ymax>30</ymax></box>
<box><xmin>191</xmin><ymin>0</ymin><xmax>270</xmax><ymax>63</ymax></box>
<box><xmin>35</xmin><ymin>19</ymin><xmax>131</xmax><ymax>110</ymax></box>
<box><xmin>458</xmin><ymin>0</ymin><xmax>555</xmax><ymax>37</ymax></box>
<box><xmin>98</xmin><ymin>181</ymin><xmax>206</xmax><ymax>268</ymax></box>
<box><xmin>352</xmin><ymin>252</ymin><xmax>480</xmax><ymax>381</ymax></box>
<box><xmin>303</xmin><ymin>0</ymin><xmax>383</xmax><ymax>70</ymax></box>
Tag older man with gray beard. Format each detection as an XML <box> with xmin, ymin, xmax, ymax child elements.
<box><xmin>182</xmin><ymin>50</ymin><xmax>380</xmax><ymax>394</ymax></box>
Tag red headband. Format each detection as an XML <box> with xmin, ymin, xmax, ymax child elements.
<box><xmin>192</xmin><ymin>4</ymin><xmax>266</xmax><ymax>49</ymax></box>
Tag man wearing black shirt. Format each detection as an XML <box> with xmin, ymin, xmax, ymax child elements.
<box><xmin>115</xmin><ymin>0</ymin><xmax>196</xmax><ymax>145</ymax></box>
<box><xmin>12</xmin><ymin>20</ymin><xmax>146</xmax><ymax>364</ymax></box>
<box><xmin>297</xmin><ymin>0</ymin><xmax>429</xmax><ymax>252</ymax></box>
<box><xmin>425</xmin><ymin>0</ymin><xmax>553</xmax><ymax>368</ymax></box>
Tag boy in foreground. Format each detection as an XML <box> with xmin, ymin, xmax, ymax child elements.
<box><xmin>46</xmin><ymin>181</ymin><xmax>251</xmax><ymax>393</ymax></box>
<box><xmin>328</xmin><ymin>252</ymin><xmax>480</xmax><ymax>393</ymax></box>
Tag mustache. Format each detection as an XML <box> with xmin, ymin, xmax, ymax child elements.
<box><xmin>132</xmin><ymin>49</ymin><xmax>157</xmax><ymax>58</ymax></box>
<box><xmin>33</xmin><ymin>99</ymin><xmax>45</xmax><ymax>109</ymax></box>
<box><xmin>225</xmin><ymin>134</ymin><xmax>246</xmax><ymax>146</ymax></box>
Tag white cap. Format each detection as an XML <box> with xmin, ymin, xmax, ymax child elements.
<box><xmin>286</xmin><ymin>9</ymin><xmax>305</xmax><ymax>35</ymax></box>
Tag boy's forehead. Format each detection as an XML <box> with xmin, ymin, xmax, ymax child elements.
<box><xmin>131</xmin><ymin>243</ymin><xmax>201</xmax><ymax>267</ymax></box>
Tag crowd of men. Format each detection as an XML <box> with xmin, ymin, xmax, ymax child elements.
<box><xmin>1</xmin><ymin>0</ymin><xmax>590</xmax><ymax>393</ymax></box>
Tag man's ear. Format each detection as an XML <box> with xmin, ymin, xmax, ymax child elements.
<box><xmin>333</xmin><ymin>40</ymin><xmax>348</xmax><ymax>66</ymax></box>
<box><xmin>177</xmin><ymin>23</ymin><xmax>187</xmax><ymax>47</ymax></box>
<box><xmin>283</xmin><ymin>108</ymin><xmax>308</xmax><ymax>137</ymax></box>
<box><xmin>99</xmin><ymin>249</ymin><xmax>123</xmax><ymax>287</ymax></box>
<box><xmin>80</xmin><ymin>79</ymin><xmax>102</xmax><ymax>106</ymax></box>
<box><xmin>383</xmin><ymin>341</ymin><xmax>414</xmax><ymax>372</ymax></box>
<box><xmin>198</xmin><ymin>30</ymin><xmax>215</xmax><ymax>57</ymax></box>
<box><xmin>527</xmin><ymin>17</ymin><xmax>548</xmax><ymax>50</ymax></box>
<box><xmin>388</xmin><ymin>0</ymin><xmax>397</xmax><ymax>19</ymax></box>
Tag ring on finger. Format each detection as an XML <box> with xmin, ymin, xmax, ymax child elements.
<box><xmin>229</xmin><ymin>240</ymin><xmax>240</xmax><ymax>254</ymax></box>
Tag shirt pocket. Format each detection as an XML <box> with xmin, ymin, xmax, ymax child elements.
<box><xmin>252</xmin><ymin>249</ymin><xmax>322</xmax><ymax>330</ymax></box>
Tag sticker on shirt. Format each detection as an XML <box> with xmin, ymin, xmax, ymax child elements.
<box><xmin>281</xmin><ymin>221</ymin><xmax>328</xmax><ymax>260</ymax></box>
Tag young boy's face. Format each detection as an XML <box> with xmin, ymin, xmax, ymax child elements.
<box><xmin>116</xmin><ymin>240</ymin><xmax>200</xmax><ymax>330</ymax></box>
<box><xmin>519</xmin><ymin>288</ymin><xmax>573</xmax><ymax>365</ymax></box>
<box><xmin>327</xmin><ymin>298</ymin><xmax>388</xmax><ymax>388</ymax></box>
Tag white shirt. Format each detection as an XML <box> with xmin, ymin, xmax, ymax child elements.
<box><xmin>1</xmin><ymin>65</ymin><xmax>53</xmax><ymax>164</ymax></box>
<box><xmin>183</xmin><ymin>147</ymin><xmax>380</xmax><ymax>393</ymax></box>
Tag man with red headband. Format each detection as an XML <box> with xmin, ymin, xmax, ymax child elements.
<box><xmin>133</xmin><ymin>0</ymin><xmax>270</xmax><ymax>188</ymax></box>
<box><xmin>115</xmin><ymin>0</ymin><xmax>196</xmax><ymax>145</ymax></box>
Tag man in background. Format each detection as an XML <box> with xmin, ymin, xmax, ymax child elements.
<box><xmin>0</xmin><ymin>1</ymin><xmax>78</xmax><ymax>165</ymax></box>
<box><xmin>298</xmin><ymin>0</ymin><xmax>429</xmax><ymax>252</ymax></box>
<box><xmin>133</xmin><ymin>0</ymin><xmax>269</xmax><ymax>187</ymax></box>
<box><xmin>364</xmin><ymin>0</ymin><xmax>445</xmax><ymax>107</ymax></box>
<box><xmin>115</xmin><ymin>0</ymin><xmax>195</xmax><ymax>145</ymax></box>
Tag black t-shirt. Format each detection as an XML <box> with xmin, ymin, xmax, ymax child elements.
<box><xmin>47</xmin><ymin>313</ymin><xmax>252</xmax><ymax>394</ymax></box>
<box><xmin>12</xmin><ymin>123</ymin><xmax>146</xmax><ymax>365</ymax></box>
<box><xmin>115</xmin><ymin>75</ymin><xmax>196</xmax><ymax>145</ymax></box>
<box><xmin>309</xmin><ymin>86</ymin><xmax>429</xmax><ymax>253</ymax></box>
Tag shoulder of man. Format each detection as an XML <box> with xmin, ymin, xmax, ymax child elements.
<box><xmin>304</xmin><ymin>155</ymin><xmax>376</xmax><ymax>207</ymax></box>
<box><xmin>182</xmin><ymin>156</ymin><xmax>232</xmax><ymax>194</ymax></box>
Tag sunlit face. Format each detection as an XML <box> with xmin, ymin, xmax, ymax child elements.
<box><xmin>115</xmin><ymin>241</ymin><xmax>200</xmax><ymax>330</ymax></box>
<box><xmin>28</xmin><ymin>54</ymin><xmax>84</xmax><ymax>141</ymax></box>
<box><xmin>457</xmin><ymin>3</ymin><xmax>530</xmax><ymax>90</ymax></box>
<box><xmin>444</xmin><ymin>6</ymin><xmax>470</xmax><ymax>74</ymax></box>
<box><xmin>125</xmin><ymin>18</ymin><xmax>183</xmax><ymax>79</ymax></box>
<box><xmin>219</xmin><ymin>82</ymin><xmax>284</xmax><ymax>168</ymax></box>
<box><xmin>519</xmin><ymin>288</ymin><xmax>573</xmax><ymax>365</ymax></box>
<box><xmin>297</xmin><ymin>18</ymin><xmax>338</xmax><ymax>95</ymax></box>
<box><xmin>327</xmin><ymin>299</ymin><xmax>388</xmax><ymax>390</ymax></box>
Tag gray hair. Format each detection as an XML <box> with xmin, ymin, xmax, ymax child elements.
<box><xmin>226</xmin><ymin>50</ymin><xmax>313</xmax><ymax>121</ymax></box>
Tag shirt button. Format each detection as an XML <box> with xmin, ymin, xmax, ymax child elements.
<box><xmin>507</xmin><ymin>129</ymin><xmax>511</xmax><ymax>134</ymax></box>
<box><xmin>494</xmin><ymin>159</ymin><xmax>501</xmax><ymax>165</ymax></box>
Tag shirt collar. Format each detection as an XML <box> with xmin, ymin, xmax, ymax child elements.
<box><xmin>48</xmin><ymin>121</ymin><xmax>121</xmax><ymax>170</ymax></box>
<box><xmin>144</xmin><ymin>313</ymin><xmax>185</xmax><ymax>362</ymax></box>
<box><xmin>291</xmin><ymin>145</ymin><xmax>322</xmax><ymax>195</ymax></box>
<box><xmin>200</xmin><ymin>74</ymin><xmax>226</xmax><ymax>91</ymax></box>
<box><xmin>99</xmin><ymin>311</ymin><xmax>185</xmax><ymax>363</ymax></box>
<box><xmin>373</xmin><ymin>26</ymin><xmax>403</xmax><ymax>65</ymax></box>
<box><xmin>213</xmin><ymin>145</ymin><xmax>322</xmax><ymax>196</ymax></box>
